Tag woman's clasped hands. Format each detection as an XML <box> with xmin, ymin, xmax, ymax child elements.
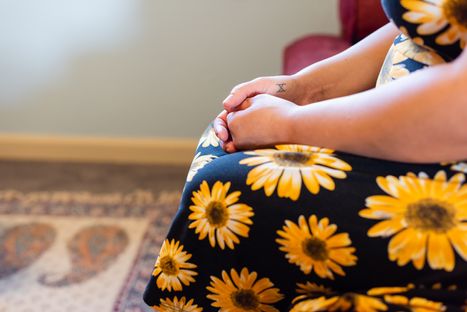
<box><xmin>213</xmin><ymin>75</ymin><xmax>301</xmax><ymax>153</ymax></box>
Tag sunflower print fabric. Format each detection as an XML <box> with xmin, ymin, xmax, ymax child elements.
<box><xmin>290</xmin><ymin>283</ymin><xmax>449</xmax><ymax>312</ymax></box>
<box><xmin>145</xmin><ymin>125</ymin><xmax>467</xmax><ymax>311</ymax></box>
<box><xmin>152</xmin><ymin>239</ymin><xmax>198</xmax><ymax>292</ymax></box>
<box><xmin>276</xmin><ymin>215</ymin><xmax>357</xmax><ymax>279</ymax></box>
<box><xmin>188</xmin><ymin>180</ymin><xmax>254</xmax><ymax>250</ymax></box>
<box><xmin>360</xmin><ymin>171</ymin><xmax>467</xmax><ymax>272</ymax></box>
<box><xmin>377</xmin><ymin>0</ymin><xmax>466</xmax><ymax>87</ymax></box>
<box><xmin>152</xmin><ymin>296</ymin><xmax>203</xmax><ymax>312</ymax></box>
<box><xmin>144</xmin><ymin>1</ymin><xmax>467</xmax><ymax>310</ymax></box>
<box><xmin>206</xmin><ymin>267</ymin><xmax>284</xmax><ymax>312</ymax></box>
<box><xmin>383</xmin><ymin>0</ymin><xmax>467</xmax><ymax>60</ymax></box>
<box><xmin>239</xmin><ymin>145</ymin><xmax>352</xmax><ymax>201</ymax></box>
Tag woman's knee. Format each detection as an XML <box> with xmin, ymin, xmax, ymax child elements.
<box><xmin>186</xmin><ymin>123</ymin><xmax>233</xmax><ymax>183</ymax></box>
<box><xmin>196</xmin><ymin>123</ymin><xmax>220</xmax><ymax>150</ymax></box>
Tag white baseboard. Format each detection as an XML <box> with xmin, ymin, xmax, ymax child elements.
<box><xmin>0</xmin><ymin>134</ymin><xmax>198</xmax><ymax>165</ymax></box>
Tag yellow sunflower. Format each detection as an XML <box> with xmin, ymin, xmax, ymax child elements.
<box><xmin>368</xmin><ymin>284</ymin><xmax>447</xmax><ymax>311</ymax></box>
<box><xmin>239</xmin><ymin>145</ymin><xmax>352</xmax><ymax>201</ymax></box>
<box><xmin>276</xmin><ymin>215</ymin><xmax>357</xmax><ymax>279</ymax></box>
<box><xmin>292</xmin><ymin>282</ymin><xmax>332</xmax><ymax>304</ymax></box>
<box><xmin>206</xmin><ymin>267</ymin><xmax>284</xmax><ymax>312</ymax></box>
<box><xmin>401</xmin><ymin>0</ymin><xmax>467</xmax><ymax>48</ymax></box>
<box><xmin>152</xmin><ymin>239</ymin><xmax>198</xmax><ymax>292</ymax></box>
<box><xmin>198</xmin><ymin>126</ymin><xmax>220</xmax><ymax>148</ymax></box>
<box><xmin>384</xmin><ymin>295</ymin><xmax>446</xmax><ymax>311</ymax></box>
<box><xmin>290</xmin><ymin>294</ymin><xmax>387</xmax><ymax>312</ymax></box>
<box><xmin>186</xmin><ymin>152</ymin><xmax>217</xmax><ymax>182</ymax></box>
<box><xmin>359</xmin><ymin>171</ymin><xmax>467</xmax><ymax>271</ymax></box>
<box><xmin>189</xmin><ymin>181</ymin><xmax>254</xmax><ymax>250</ymax></box>
<box><xmin>291</xmin><ymin>284</ymin><xmax>446</xmax><ymax>312</ymax></box>
<box><xmin>152</xmin><ymin>296</ymin><xmax>203</xmax><ymax>312</ymax></box>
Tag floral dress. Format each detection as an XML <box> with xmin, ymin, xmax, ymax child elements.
<box><xmin>144</xmin><ymin>1</ymin><xmax>467</xmax><ymax>311</ymax></box>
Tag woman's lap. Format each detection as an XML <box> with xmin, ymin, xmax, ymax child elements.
<box><xmin>144</xmin><ymin>124</ymin><xmax>467</xmax><ymax>311</ymax></box>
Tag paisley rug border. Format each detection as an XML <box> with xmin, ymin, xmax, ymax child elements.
<box><xmin>0</xmin><ymin>189</ymin><xmax>180</xmax><ymax>312</ymax></box>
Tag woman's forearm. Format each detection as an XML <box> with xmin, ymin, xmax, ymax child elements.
<box><xmin>293</xmin><ymin>23</ymin><xmax>400</xmax><ymax>104</ymax></box>
<box><xmin>287</xmin><ymin>60</ymin><xmax>467</xmax><ymax>163</ymax></box>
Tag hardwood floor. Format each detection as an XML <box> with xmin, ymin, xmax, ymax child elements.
<box><xmin>0</xmin><ymin>160</ymin><xmax>189</xmax><ymax>193</ymax></box>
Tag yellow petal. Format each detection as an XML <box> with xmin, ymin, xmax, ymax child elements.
<box><xmin>427</xmin><ymin>233</ymin><xmax>455</xmax><ymax>271</ymax></box>
<box><xmin>302</xmin><ymin>170</ymin><xmax>320</xmax><ymax>194</ymax></box>
<box><xmin>326</xmin><ymin>233</ymin><xmax>351</xmax><ymax>248</ymax></box>
<box><xmin>447</xmin><ymin>228</ymin><xmax>467</xmax><ymax>260</ymax></box>
<box><xmin>368</xmin><ymin>218</ymin><xmax>405</xmax><ymax>237</ymax></box>
<box><xmin>436</xmin><ymin>25</ymin><xmax>461</xmax><ymax>45</ymax></box>
<box><xmin>314</xmin><ymin>170</ymin><xmax>336</xmax><ymax>191</ymax></box>
<box><xmin>278</xmin><ymin>168</ymin><xmax>301</xmax><ymax>200</ymax></box>
<box><xmin>264</xmin><ymin>169</ymin><xmax>282</xmax><ymax>196</ymax></box>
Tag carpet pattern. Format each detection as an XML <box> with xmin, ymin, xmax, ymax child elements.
<box><xmin>0</xmin><ymin>189</ymin><xmax>180</xmax><ymax>312</ymax></box>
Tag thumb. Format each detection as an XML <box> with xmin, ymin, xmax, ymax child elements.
<box><xmin>223</xmin><ymin>78</ymin><xmax>266</xmax><ymax>112</ymax></box>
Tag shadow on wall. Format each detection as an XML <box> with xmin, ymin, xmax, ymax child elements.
<box><xmin>0</xmin><ymin>0</ymin><xmax>142</xmax><ymax>104</ymax></box>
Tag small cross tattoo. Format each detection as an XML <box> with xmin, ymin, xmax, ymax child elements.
<box><xmin>276</xmin><ymin>83</ymin><xmax>286</xmax><ymax>93</ymax></box>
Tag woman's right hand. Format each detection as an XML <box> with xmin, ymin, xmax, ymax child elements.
<box><xmin>214</xmin><ymin>75</ymin><xmax>303</xmax><ymax>149</ymax></box>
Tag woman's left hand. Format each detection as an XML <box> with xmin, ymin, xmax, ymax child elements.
<box><xmin>225</xmin><ymin>94</ymin><xmax>297</xmax><ymax>151</ymax></box>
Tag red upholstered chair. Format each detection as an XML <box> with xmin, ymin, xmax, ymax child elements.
<box><xmin>283</xmin><ymin>0</ymin><xmax>389</xmax><ymax>75</ymax></box>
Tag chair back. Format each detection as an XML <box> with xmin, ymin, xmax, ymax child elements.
<box><xmin>340</xmin><ymin>0</ymin><xmax>388</xmax><ymax>43</ymax></box>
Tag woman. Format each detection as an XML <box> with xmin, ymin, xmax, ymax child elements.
<box><xmin>145</xmin><ymin>0</ymin><xmax>467</xmax><ymax>311</ymax></box>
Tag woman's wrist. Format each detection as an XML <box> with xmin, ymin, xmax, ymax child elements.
<box><xmin>282</xmin><ymin>104</ymin><xmax>303</xmax><ymax>144</ymax></box>
<box><xmin>291</xmin><ymin>65</ymin><xmax>336</xmax><ymax>105</ymax></box>
<box><xmin>270</xmin><ymin>75</ymin><xmax>307</xmax><ymax>105</ymax></box>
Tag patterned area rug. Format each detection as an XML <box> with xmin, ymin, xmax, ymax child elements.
<box><xmin>0</xmin><ymin>189</ymin><xmax>180</xmax><ymax>312</ymax></box>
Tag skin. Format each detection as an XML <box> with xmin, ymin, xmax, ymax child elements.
<box><xmin>214</xmin><ymin>24</ymin><xmax>467</xmax><ymax>163</ymax></box>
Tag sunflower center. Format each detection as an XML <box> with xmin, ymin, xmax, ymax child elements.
<box><xmin>159</xmin><ymin>256</ymin><xmax>178</xmax><ymax>275</ymax></box>
<box><xmin>405</xmin><ymin>198</ymin><xmax>456</xmax><ymax>232</ymax></box>
<box><xmin>273</xmin><ymin>152</ymin><xmax>311</xmax><ymax>167</ymax></box>
<box><xmin>206</xmin><ymin>201</ymin><xmax>228</xmax><ymax>227</ymax></box>
<box><xmin>442</xmin><ymin>0</ymin><xmax>467</xmax><ymax>28</ymax></box>
<box><xmin>342</xmin><ymin>293</ymin><xmax>356</xmax><ymax>301</ymax></box>
<box><xmin>231</xmin><ymin>289</ymin><xmax>260</xmax><ymax>310</ymax></box>
<box><xmin>302</xmin><ymin>237</ymin><xmax>328</xmax><ymax>261</ymax></box>
<box><xmin>341</xmin><ymin>293</ymin><xmax>357</xmax><ymax>307</ymax></box>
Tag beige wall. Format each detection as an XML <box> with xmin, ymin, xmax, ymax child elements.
<box><xmin>0</xmin><ymin>0</ymin><xmax>339</xmax><ymax>139</ymax></box>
